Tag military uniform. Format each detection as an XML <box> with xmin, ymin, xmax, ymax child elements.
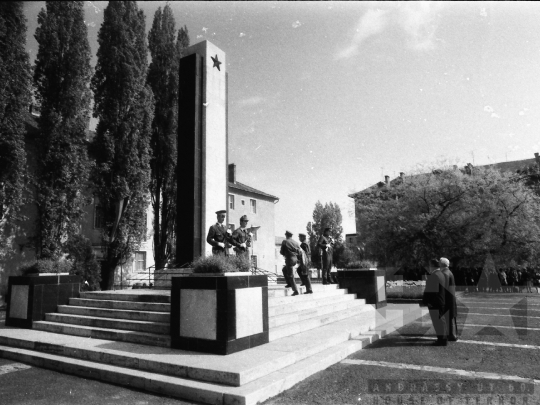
<box><xmin>280</xmin><ymin>233</ymin><xmax>301</xmax><ymax>296</ymax></box>
<box><xmin>206</xmin><ymin>223</ymin><xmax>231</xmax><ymax>255</ymax></box>
<box><xmin>422</xmin><ymin>268</ymin><xmax>447</xmax><ymax>345</ymax></box>
<box><xmin>231</xmin><ymin>227</ymin><xmax>251</xmax><ymax>259</ymax></box>
<box><xmin>298</xmin><ymin>236</ymin><xmax>313</xmax><ymax>294</ymax></box>
<box><xmin>317</xmin><ymin>234</ymin><xmax>334</xmax><ymax>285</ymax></box>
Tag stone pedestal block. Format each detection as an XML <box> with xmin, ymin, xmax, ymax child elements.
<box><xmin>337</xmin><ymin>269</ymin><xmax>387</xmax><ymax>308</ymax></box>
<box><xmin>6</xmin><ymin>275</ymin><xmax>80</xmax><ymax>328</ymax></box>
<box><xmin>170</xmin><ymin>274</ymin><xmax>268</xmax><ymax>355</ymax></box>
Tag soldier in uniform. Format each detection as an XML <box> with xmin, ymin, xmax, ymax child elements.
<box><xmin>231</xmin><ymin>215</ymin><xmax>251</xmax><ymax>260</ymax></box>
<box><xmin>422</xmin><ymin>260</ymin><xmax>448</xmax><ymax>346</ymax></box>
<box><xmin>317</xmin><ymin>228</ymin><xmax>334</xmax><ymax>285</ymax></box>
<box><xmin>298</xmin><ymin>233</ymin><xmax>313</xmax><ymax>294</ymax></box>
<box><xmin>280</xmin><ymin>230</ymin><xmax>301</xmax><ymax>296</ymax></box>
<box><xmin>440</xmin><ymin>258</ymin><xmax>458</xmax><ymax>342</ymax></box>
<box><xmin>206</xmin><ymin>210</ymin><xmax>232</xmax><ymax>255</ymax></box>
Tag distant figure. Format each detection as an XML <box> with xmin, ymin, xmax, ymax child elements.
<box><xmin>422</xmin><ymin>259</ymin><xmax>448</xmax><ymax>346</ymax></box>
<box><xmin>280</xmin><ymin>231</ymin><xmax>301</xmax><ymax>296</ymax></box>
<box><xmin>440</xmin><ymin>258</ymin><xmax>458</xmax><ymax>342</ymax></box>
<box><xmin>231</xmin><ymin>215</ymin><xmax>251</xmax><ymax>260</ymax></box>
<box><xmin>317</xmin><ymin>228</ymin><xmax>334</xmax><ymax>285</ymax></box>
<box><xmin>298</xmin><ymin>233</ymin><xmax>313</xmax><ymax>294</ymax></box>
<box><xmin>206</xmin><ymin>210</ymin><xmax>232</xmax><ymax>255</ymax></box>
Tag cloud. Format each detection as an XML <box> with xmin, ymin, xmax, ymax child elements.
<box><xmin>336</xmin><ymin>8</ymin><xmax>389</xmax><ymax>59</ymax></box>
<box><xmin>237</xmin><ymin>96</ymin><xmax>265</xmax><ymax>108</ymax></box>
<box><xmin>397</xmin><ymin>2</ymin><xmax>444</xmax><ymax>51</ymax></box>
<box><xmin>336</xmin><ymin>3</ymin><xmax>445</xmax><ymax>59</ymax></box>
<box><xmin>292</xmin><ymin>20</ymin><xmax>302</xmax><ymax>29</ymax></box>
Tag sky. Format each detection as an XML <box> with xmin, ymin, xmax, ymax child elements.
<box><xmin>22</xmin><ymin>1</ymin><xmax>540</xmax><ymax>238</ymax></box>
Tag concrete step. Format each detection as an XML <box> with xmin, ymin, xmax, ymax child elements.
<box><xmin>268</xmin><ymin>293</ymin><xmax>361</xmax><ymax>317</ymax></box>
<box><xmin>32</xmin><ymin>321</ymin><xmax>171</xmax><ymax>347</ymax></box>
<box><xmin>80</xmin><ymin>291</ymin><xmax>171</xmax><ymax>303</ymax></box>
<box><xmin>69</xmin><ymin>298</ymin><xmax>170</xmax><ymax>313</ymax></box>
<box><xmin>57</xmin><ymin>305</ymin><xmax>170</xmax><ymax>323</ymax></box>
<box><xmin>269</xmin><ymin>287</ymin><xmax>347</xmax><ymax>307</ymax></box>
<box><xmin>0</xmin><ymin>311</ymin><xmax>375</xmax><ymax>387</ymax></box>
<box><xmin>0</xmin><ymin>305</ymin><xmax>424</xmax><ymax>405</ymax></box>
<box><xmin>269</xmin><ymin>304</ymin><xmax>373</xmax><ymax>341</ymax></box>
<box><xmin>43</xmin><ymin>313</ymin><xmax>170</xmax><ymax>335</ymax></box>
<box><xmin>269</xmin><ymin>298</ymin><xmax>365</xmax><ymax>329</ymax></box>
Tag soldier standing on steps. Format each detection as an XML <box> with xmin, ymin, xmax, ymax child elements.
<box><xmin>231</xmin><ymin>215</ymin><xmax>251</xmax><ymax>261</ymax></box>
<box><xmin>280</xmin><ymin>230</ymin><xmax>301</xmax><ymax>296</ymax></box>
<box><xmin>206</xmin><ymin>210</ymin><xmax>232</xmax><ymax>255</ymax></box>
<box><xmin>298</xmin><ymin>233</ymin><xmax>313</xmax><ymax>293</ymax></box>
<box><xmin>317</xmin><ymin>228</ymin><xmax>334</xmax><ymax>285</ymax></box>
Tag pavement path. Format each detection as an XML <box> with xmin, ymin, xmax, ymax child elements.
<box><xmin>264</xmin><ymin>292</ymin><xmax>540</xmax><ymax>405</ymax></box>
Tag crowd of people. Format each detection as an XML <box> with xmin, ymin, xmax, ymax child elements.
<box><xmin>402</xmin><ymin>265</ymin><xmax>540</xmax><ymax>294</ymax></box>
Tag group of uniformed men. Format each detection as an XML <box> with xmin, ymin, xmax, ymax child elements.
<box><xmin>206</xmin><ymin>210</ymin><xmax>336</xmax><ymax>296</ymax></box>
<box><xmin>206</xmin><ymin>210</ymin><xmax>252</xmax><ymax>259</ymax></box>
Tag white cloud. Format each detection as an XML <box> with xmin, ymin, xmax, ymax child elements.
<box><xmin>336</xmin><ymin>8</ymin><xmax>389</xmax><ymax>59</ymax></box>
<box><xmin>237</xmin><ymin>96</ymin><xmax>265</xmax><ymax>108</ymax></box>
<box><xmin>336</xmin><ymin>3</ymin><xmax>445</xmax><ymax>59</ymax></box>
<box><xmin>491</xmin><ymin>113</ymin><xmax>500</xmax><ymax>119</ymax></box>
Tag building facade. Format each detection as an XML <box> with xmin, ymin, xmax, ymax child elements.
<box><xmin>227</xmin><ymin>164</ymin><xmax>279</xmax><ymax>273</ymax></box>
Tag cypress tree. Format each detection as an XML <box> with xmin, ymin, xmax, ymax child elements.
<box><xmin>0</xmin><ymin>2</ymin><xmax>31</xmax><ymax>244</ymax></box>
<box><xmin>147</xmin><ymin>4</ymin><xmax>189</xmax><ymax>270</ymax></box>
<box><xmin>91</xmin><ymin>1</ymin><xmax>154</xmax><ymax>289</ymax></box>
<box><xmin>33</xmin><ymin>1</ymin><xmax>92</xmax><ymax>259</ymax></box>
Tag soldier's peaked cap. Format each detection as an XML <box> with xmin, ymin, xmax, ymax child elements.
<box><xmin>215</xmin><ymin>210</ymin><xmax>227</xmax><ymax>215</ymax></box>
<box><xmin>240</xmin><ymin>215</ymin><xmax>249</xmax><ymax>221</ymax></box>
<box><xmin>285</xmin><ymin>230</ymin><xmax>293</xmax><ymax>236</ymax></box>
<box><xmin>324</xmin><ymin>227</ymin><xmax>331</xmax><ymax>232</ymax></box>
<box><xmin>298</xmin><ymin>233</ymin><xmax>306</xmax><ymax>237</ymax></box>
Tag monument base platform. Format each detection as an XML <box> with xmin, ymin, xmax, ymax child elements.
<box><xmin>0</xmin><ymin>286</ymin><xmax>423</xmax><ymax>404</ymax></box>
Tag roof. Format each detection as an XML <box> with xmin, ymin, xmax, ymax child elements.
<box><xmin>229</xmin><ymin>181</ymin><xmax>279</xmax><ymax>201</ymax></box>
<box><xmin>349</xmin><ymin>156</ymin><xmax>539</xmax><ymax>199</ymax></box>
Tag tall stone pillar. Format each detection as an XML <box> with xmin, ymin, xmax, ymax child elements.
<box><xmin>176</xmin><ymin>41</ymin><xmax>228</xmax><ymax>266</ymax></box>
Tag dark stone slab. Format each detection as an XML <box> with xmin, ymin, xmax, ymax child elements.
<box><xmin>337</xmin><ymin>269</ymin><xmax>387</xmax><ymax>309</ymax></box>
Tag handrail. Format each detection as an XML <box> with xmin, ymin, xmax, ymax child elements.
<box><xmin>251</xmin><ymin>266</ymin><xmax>278</xmax><ymax>283</ymax></box>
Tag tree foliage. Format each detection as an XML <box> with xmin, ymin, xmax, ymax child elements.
<box><xmin>306</xmin><ymin>201</ymin><xmax>343</xmax><ymax>268</ymax></box>
<box><xmin>354</xmin><ymin>166</ymin><xmax>540</xmax><ymax>269</ymax></box>
<box><xmin>33</xmin><ymin>1</ymin><xmax>92</xmax><ymax>259</ymax></box>
<box><xmin>64</xmin><ymin>234</ymin><xmax>101</xmax><ymax>291</ymax></box>
<box><xmin>91</xmin><ymin>1</ymin><xmax>154</xmax><ymax>289</ymax></box>
<box><xmin>0</xmin><ymin>1</ymin><xmax>31</xmax><ymax>243</ymax></box>
<box><xmin>147</xmin><ymin>4</ymin><xmax>189</xmax><ymax>269</ymax></box>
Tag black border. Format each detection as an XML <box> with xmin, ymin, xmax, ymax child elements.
<box><xmin>170</xmin><ymin>274</ymin><xmax>269</xmax><ymax>355</ymax></box>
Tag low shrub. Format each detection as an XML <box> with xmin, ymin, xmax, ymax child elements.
<box><xmin>192</xmin><ymin>254</ymin><xmax>251</xmax><ymax>274</ymax></box>
<box><xmin>342</xmin><ymin>260</ymin><xmax>378</xmax><ymax>269</ymax></box>
<box><xmin>19</xmin><ymin>259</ymin><xmax>73</xmax><ymax>275</ymax></box>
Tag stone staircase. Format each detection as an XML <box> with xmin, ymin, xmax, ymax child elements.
<box><xmin>0</xmin><ymin>284</ymin><xmax>424</xmax><ymax>405</ymax></box>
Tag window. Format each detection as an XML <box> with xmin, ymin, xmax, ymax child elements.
<box><xmin>250</xmin><ymin>199</ymin><xmax>257</xmax><ymax>214</ymax></box>
<box><xmin>229</xmin><ymin>194</ymin><xmax>235</xmax><ymax>210</ymax></box>
<box><xmin>241</xmin><ymin>199</ymin><xmax>245</xmax><ymax>205</ymax></box>
<box><xmin>251</xmin><ymin>255</ymin><xmax>258</xmax><ymax>269</ymax></box>
<box><xmin>134</xmin><ymin>252</ymin><xmax>146</xmax><ymax>272</ymax></box>
<box><xmin>94</xmin><ymin>205</ymin><xmax>105</xmax><ymax>229</ymax></box>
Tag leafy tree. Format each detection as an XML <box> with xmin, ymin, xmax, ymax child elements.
<box><xmin>147</xmin><ymin>5</ymin><xmax>189</xmax><ymax>270</ymax></box>
<box><xmin>91</xmin><ymin>1</ymin><xmax>154</xmax><ymax>290</ymax></box>
<box><xmin>306</xmin><ymin>201</ymin><xmax>343</xmax><ymax>268</ymax></box>
<box><xmin>0</xmin><ymin>1</ymin><xmax>31</xmax><ymax>244</ymax></box>
<box><xmin>33</xmin><ymin>1</ymin><xmax>92</xmax><ymax>259</ymax></box>
<box><xmin>64</xmin><ymin>234</ymin><xmax>101</xmax><ymax>291</ymax></box>
<box><xmin>354</xmin><ymin>166</ymin><xmax>540</xmax><ymax>269</ymax></box>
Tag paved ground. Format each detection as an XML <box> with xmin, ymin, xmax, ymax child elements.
<box><xmin>2</xmin><ymin>293</ymin><xmax>540</xmax><ymax>404</ymax></box>
<box><xmin>264</xmin><ymin>292</ymin><xmax>540</xmax><ymax>405</ymax></box>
